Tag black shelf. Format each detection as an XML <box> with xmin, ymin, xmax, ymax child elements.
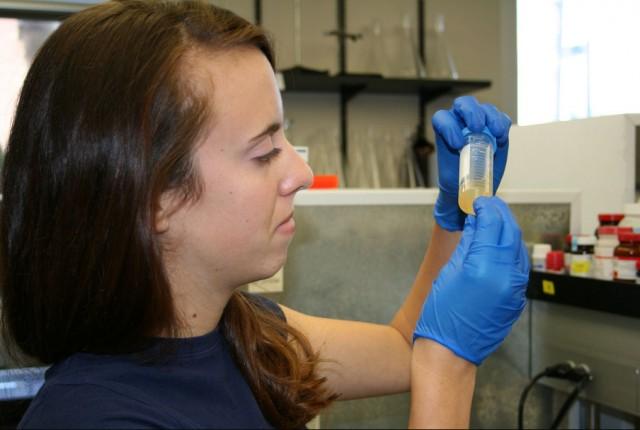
<box><xmin>280</xmin><ymin>69</ymin><xmax>491</xmax><ymax>102</ymax></box>
<box><xmin>527</xmin><ymin>271</ymin><xmax>640</xmax><ymax>319</ymax></box>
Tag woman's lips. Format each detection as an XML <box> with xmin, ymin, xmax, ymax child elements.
<box><xmin>276</xmin><ymin>212</ymin><xmax>295</xmax><ymax>234</ymax></box>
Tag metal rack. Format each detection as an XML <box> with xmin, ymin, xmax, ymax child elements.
<box><xmin>259</xmin><ymin>0</ymin><xmax>491</xmax><ymax>182</ymax></box>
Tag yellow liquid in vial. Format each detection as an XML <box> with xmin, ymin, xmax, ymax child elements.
<box><xmin>459</xmin><ymin>181</ymin><xmax>492</xmax><ymax>215</ymax></box>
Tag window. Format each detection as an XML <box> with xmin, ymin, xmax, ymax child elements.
<box><xmin>517</xmin><ymin>0</ymin><xmax>640</xmax><ymax>125</ymax></box>
<box><xmin>0</xmin><ymin>18</ymin><xmax>59</xmax><ymax>150</ymax></box>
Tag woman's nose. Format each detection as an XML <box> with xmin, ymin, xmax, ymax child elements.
<box><xmin>279</xmin><ymin>140</ymin><xmax>313</xmax><ymax>195</ymax></box>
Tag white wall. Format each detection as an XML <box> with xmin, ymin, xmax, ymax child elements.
<box><xmin>501</xmin><ymin>114</ymin><xmax>639</xmax><ymax>234</ymax></box>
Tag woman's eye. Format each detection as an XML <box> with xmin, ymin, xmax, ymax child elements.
<box><xmin>256</xmin><ymin>147</ymin><xmax>282</xmax><ymax>164</ymax></box>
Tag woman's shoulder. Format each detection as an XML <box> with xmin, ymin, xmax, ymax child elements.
<box><xmin>19</xmin><ymin>353</ymin><xmax>197</xmax><ymax>428</ymax></box>
<box><xmin>19</xmin><ymin>381</ymin><xmax>184</xmax><ymax>429</ymax></box>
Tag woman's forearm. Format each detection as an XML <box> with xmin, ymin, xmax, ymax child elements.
<box><xmin>390</xmin><ymin>223</ymin><xmax>461</xmax><ymax>343</ymax></box>
<box><xmin>409</xmin><ymin>338</ymin><xmax>477</xmax><ymax>429</ymax></box>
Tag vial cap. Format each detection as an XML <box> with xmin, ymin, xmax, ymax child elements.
<box><xmin>619</xmin><ymin>232</ymin><xmax>640</xmax><ymax>243</ymax></box>
<box><xmin>461</xmin><ymin>127</ymin><xmax>497</xmax><ymax>152</ymax></box>
<box><xmin>598</xmin><ymin>213</ymin><xmax>624</xmax><ymax>223</ymax></box>
<box><xmin>546</xmin><ymin>251</ymin><xmax>564</xmax><ymax>270</ymax></box>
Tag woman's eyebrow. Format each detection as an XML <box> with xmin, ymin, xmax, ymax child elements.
<box><xmin>248</xmin><ymin>121</ymin><xmax>282</xmax><ymax>145</ymax></box>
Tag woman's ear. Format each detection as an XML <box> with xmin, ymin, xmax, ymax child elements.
<box><xmin>155</xmin><ymin>191</ymin><xmax>178</xmax><ymax>234</ymax></box>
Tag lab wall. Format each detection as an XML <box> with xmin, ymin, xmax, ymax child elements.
<box><xmin>501</xmin><ymin>114</ymin><xmax>639</xmax><ymax>234</ymax></box>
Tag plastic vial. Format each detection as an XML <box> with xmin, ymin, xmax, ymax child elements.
<box><xmin>546</xmin><ymin>251</ymin><xmax>565</xmax><ymax>274</ymax></box>
<box><xmin>618</xmin><ymin>203</ymin><xmax>640</xmax><ymax>230</ymax></box>
<box><xmin>570</xmin><ymin>236</ymin><xmax>596</xmax><ymax>277</ymax></box>
<box><xmin>532</xmin><ymin>244</ymin><xmax>552</xmax><ymax>272</ymax></box>
<box><xmin>614</xmin><ymin>232</ymin><xmax>640</xmax><ymax>283</ymax></box>
<box><xmin>563</xmin><ymin>234</ymin><xmax>574</xmax><ymax>272</ymax></box>
<box><xmin>594</xmin><ymin>213</ymin><xmax>624</xmax><ymax>238</ymax></box>
<box><xmin>458</xmin><ymin>128</ymin><xmax>495</xmax><ymax>215</ymax></box>
<box><xmin>593</xmin><ymin>226</ymin><xmax>620</xmax><ymax>280</ymax></box>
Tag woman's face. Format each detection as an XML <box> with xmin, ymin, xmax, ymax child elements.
<box><xmin>160</xmin><ymin>47</ymin><xmax>313</xmax><ymax>290</ymax></box>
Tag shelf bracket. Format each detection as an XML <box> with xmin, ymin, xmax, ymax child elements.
<box><xmin>254</xmin><ymin>0</ymin><xmax>262</xmax><ymax>25</ymax></box>
<box><xmin>417</xmin><ymin>86</ymin><xmax>452</xmax><ymax>137</ymax></box>
<box><xmin>339</xmin><ymin>84</ymin><xmax>365</xmax><ymax>167</ymax></box>
<box><xmin>418</xmin><ymin>0</ymin><xmax>426</xmax><ymax>70</ymax></box>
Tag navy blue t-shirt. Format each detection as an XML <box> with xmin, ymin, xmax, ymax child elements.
<box><xmin>19</xmin><ymin>294</ymin><xmax>282</xmax><ymax>429</ymax></box>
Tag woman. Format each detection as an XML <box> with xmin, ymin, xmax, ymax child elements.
<box><xmin>0</xmin><ymin>1</ymin><xmax>529</xmax><ymax>428</ymax></box>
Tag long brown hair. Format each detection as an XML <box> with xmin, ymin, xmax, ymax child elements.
<box><xmin>0</xmin><ymin>0</ymin><xmax>336</xmax><ymax>426</ymax></box>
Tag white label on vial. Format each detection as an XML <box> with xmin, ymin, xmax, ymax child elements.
<box><xmin>615</xmin><ymin>258</ymin><xmax>637</xmax><ymax>281</ymax></box>
<box><xmin>532</xmin><ymin>257</ymin><xmax>545</xmax><ymax>272</ymax></box>
<box><xmin>593</xmin><ymin>256</ymin><xmax>614</xmax><ymax>280</ymax></box>
<box><xmin>564</xmin><ymin>253</ymin><xmax>572</xmax><ymax>270</ymax></box>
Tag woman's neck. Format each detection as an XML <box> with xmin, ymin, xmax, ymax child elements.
<box><xmin>166</xmin><ymin>264</ymin><xmax>235</xmax><ymax>338</ymax></box>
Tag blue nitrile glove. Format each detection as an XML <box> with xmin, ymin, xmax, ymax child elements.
<box><xmin>433</xmin><ymin>96</ymin><xmax>511</xmax><ymax>231</ymax></box>
<box><xmin>414</xmin><ymin>197</ymin><xmax>529</xmax><ymax>365</ymax></box>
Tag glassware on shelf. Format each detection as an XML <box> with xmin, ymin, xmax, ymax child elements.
<box><xmin>374</xmin><ymin>129</ymin><xmax>409</xmax><ymax>188</ymax></box>
<box><xmin>377</xmin><ymin>132</ymin><xmax>397</xmax><ymax>187</ymax></box>
<box><xmin>347</xmin><ymin>129</ymin><xmax>378</xmax><ymax>188</ymax></box>
<box><xmin>402</xmin><ymin>13</ymin><xmax>427</xmax><ymax>79</ymax></box>
<box><xmin>402</xmin><ymin>128</ymin><xmax>418</xmax><ymax>188</ymax></box>
<box><xmin>384</xmin><ymin>14</ymin><xmax>425</xmax><ymax>78</ymax></box>
<box><xmin>364</xmin><ymin>20</ymin><xmax>389</xmax><ymax>76</ymax></box>
<box><xmin>363</xmin><ymin>14</ymin><xmax>426</xmax><ymax>79</ymax></box>
<box><xmin>344</xmin><ymin>127</ymin><xmax>414</xmax><ymax>189</ymax></box>
<box><xmin>408</xmin><ymin>127</ymin><xmax>435</xmax><ymax>187</ymax></box>
<box><xmin>426</xmin><ymin>13</ymin><xmax>458</xmax><ymax>79</ymax></box>
<box><xmin>306</xmin><ymin>128</ymin><xmax>344</xmax><ymax>187</ymax></box>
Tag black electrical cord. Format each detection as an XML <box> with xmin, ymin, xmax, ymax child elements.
<box><xmin>518</xmin><ymin>371</ymin><xmax>547</xmax><ymax>430</ymax></box>
<box><xmin>518</xmin><ymin>362</ymin><xmax>592</xmax><ymax>430</ymax></box>
<box><xmin>549</xmin><ymin>366</ymin><xmax>592</xmax><ymax>429</ymax></box>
